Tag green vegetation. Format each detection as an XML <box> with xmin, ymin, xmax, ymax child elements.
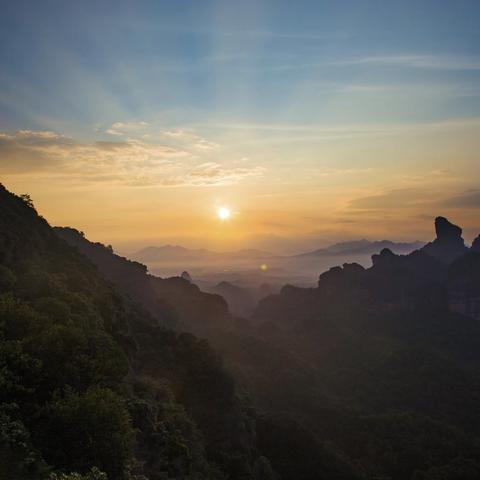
<box><xmin>0</xmin><ymin>184</ymin><xmax>267</xmax><ymax>479</ymax></box>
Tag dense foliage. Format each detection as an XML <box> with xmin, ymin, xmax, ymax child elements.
<box><xmin>0</xmin><ymin>184</ymin><xmax>272</xmax><ymax>479</ymax></box>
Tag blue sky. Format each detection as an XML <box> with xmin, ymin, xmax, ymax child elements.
<box><xmin>2</xmin><ymin>0</ymin><xmax>480</xmax><ymax>133</ymax></box>
<box><xmin>1</xmin><ymin>1</ymin><xmax>479</xmax><ymax>250</ymax></box>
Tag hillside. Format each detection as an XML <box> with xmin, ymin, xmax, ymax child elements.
<box><xmin>0</xmin><ymin>184</ymin><xmax>273</xmax><ymax>479</ymax></box>
<box><xmin>51</xmin><ymin>207</ymin><xmax>480</xmax><ymax>479</ymax></box>
<box><xmin>247</xmin><ymin>217</ymin><xmax>480</xmax><ymax>479</ymax></box>
<box><xmin>55</xmin><ymin>227</ymin><xmax>231</xmax><ymax>337</ymax></box>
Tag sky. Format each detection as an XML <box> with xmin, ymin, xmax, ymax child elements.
<box><xmin>1</xmin><ymin>0</ymin><xmax>480</xmax><ymax>253</ymax></box>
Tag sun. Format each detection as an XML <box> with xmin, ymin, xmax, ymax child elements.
<box><xmin>217</xmin><ymin>206</ymin><xmax>231</xmax><ymax>221</ymax></box>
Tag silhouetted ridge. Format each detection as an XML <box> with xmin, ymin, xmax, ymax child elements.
<box><xmin>0</xmin><ymin>184</ymin><xmax>272</xmax><ymax>479</ymax></box>
<box><xmin>207</xmin><ymin>281</ymin><xmax>257</xmax><ymax>317</ymax></box>
<box><xmin>421</xmin><ymin>216</ymin><xmax>469</xmax><ymax>263</ymax></box>
<box><xmin>55</xmin><ymin>226</ymin><xmax>230</xmax><ymax>335</ymax></box>
<box><xmin>371</xmin><ymin>247</ymin><xmax>396</xmax><ymax>265</ymax></box>
<box><xmin>247</xmin><ymin>215</ymin><xmax>480</xmax><ymax>478</ymax></box>
<box><xmin>295</xmin><ymin>239</ymin><xmax>424</xmax><ymax>258</ymax></box>
<box><xmin>472</xmin><ymin>234</ymin><xmax>480</xmax><ymax>253</ymax></box>
<box><xmin>435</xmin><ymin>216</ymin><xmax>463</xmax><ymax>239</ymax></box>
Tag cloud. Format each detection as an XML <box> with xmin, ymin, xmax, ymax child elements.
<box><xmin>106</xmin><ymin>128</ymin><xmax>123</xmax><ymax>136</ymax></box>
<box><xmin>111</xmin><ymin>121</ymin><xmax>149</xmax><ymax>129</ymax></box>
<box><xmin>350</xmin><ymin>185</ymin><xmax>480</xmax><ymax>212</ymax></box>
<box><xmin>197</xmin><ymin>117</ymin><xmax>480</xmax><ymax>137</ymax></box>
<box><xmin>186</xmin><ymin>162</ymin><xmax>265</xmax><ymax>186</ymax></box>
<box><xmin>106</xmin><ymin>121</ymin><xmax>150</xmax><ymax>136</ymax></box>
<box><xmin>0</xmin><ymin>130</ymin><xmax>68</xmax><ymax>145</ymax></box>
<box><xmin>193</xmin><ymin>139</ymin><xmax>219</xmax><ymax>151</ymax></box>
<box><xmin>268</xmin><ymin>54</ymin><xmax>480</xmax><ymax>72</ymax></box>
<box><xmin>161</xmin><ymin>129</ymin><xmax>192</xmax><ymax>139</ymax></box>
<box><xmin>349</xmin><ymin>188</ymin><xmax>431</xmax><ymax>210</ymax></box>
<box><xmin>442</xmin><ymin>190</ymin><xmax>480</xmax><ymax>209</ymax></box>
<box><xmin>0</xmin><ymin>130</ymin><xmax>262</xmax><ymax>187</ymax></box>
<box><xmin>335</xmin><ymin>54</ymin><xmax>480</xmax><ymax>71</ymax></box>
<box><xmin>160</xmin><ymin>128</ymin><xmax>220</xmax><ymax>151</ymax></box>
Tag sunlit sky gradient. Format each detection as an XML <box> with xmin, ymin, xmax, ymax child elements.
<box><xmin>1</xmin><ymin>0</ymin><xmax>480</xmax><ymax>253</ymax></box>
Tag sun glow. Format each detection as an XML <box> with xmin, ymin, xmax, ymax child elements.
<box><xmin>217</xmin><ymin>206</ymin><xmax>231</xmax><ymax>221</ymax></box>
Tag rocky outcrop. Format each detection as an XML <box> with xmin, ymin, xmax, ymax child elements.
<box><xmin>472</xmin><ymin>235</ymin><xmax>480</xmax><ymax>253</ymax></box>
<box><xmin>371</xmin><ymin>247</ymin><xmax>396</xmax><ymax>266</ymax></box>
<box><xmin>421</xmin><ymin>216</ymin><xmax>469</xmax><ymax>263</ymax></box>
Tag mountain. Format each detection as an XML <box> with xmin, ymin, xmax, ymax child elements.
<box><xmin>294</xmin><ymin>239</ymin><xmax>424</xmax><ymax>258</ymax></box>
<box><xmin>248</xmin><ymin>216</ymin><xmax>480</xmax><ymax>479</ymax></box>
<box><xmin>133</xmin><ymin>240</ymin><xmax>423</xmax><ymax>265</ymax></box>
<box><xmin>0</xmin><ymin>184</ymin><xmax>279</xmax><ymax>479</ymax></box>
<box><xmin>206</xmin><ymin>281</ymin><xmax>257</xmax><ymax>317</ymax></box>
<box><xmin>129</xmin><ymin>240</ymin><xmax>426</xmax><ymax>295</ymax></box>
<box><xmin>55</xmin><ymin>227</ymin><xmax>231</xmax><ymax>337</ymax></box>
<box><xmin>421</xmin><ymin>216</ymin><xmax>470</xmax><ymax>263</ymax></box>
<box><xmin>472</xmin><ymin>234</ymin><xmax>480</xmax><ymax>252</ymax></box>
<box><xmin>6</xmin><ymin>185</ymin><xmax>357</xmax><ymax>480</ymax></box>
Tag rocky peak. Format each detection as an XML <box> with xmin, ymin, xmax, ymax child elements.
<box><xmin>435</xmin><ymin>216</ymin><xmax>463</xmax><ymax>241</ymax></box>
<box><xmin>371</xmin><ymin>247</ymin><xmax>396</xmax><ymax>266</ymax></box>
<box><xmin>421</xmin><ymin>217</ymin><xmax>469</xmax><ymax>264</ymax></box>
<box><xmin>472</xmin><ymin>235</ymin><xmax>480</xmax><ymax>253</ymax></box>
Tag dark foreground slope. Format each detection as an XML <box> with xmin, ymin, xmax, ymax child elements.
<box><xmin>0</xmin><ymin>184</ymin><xmax>277</xmax><ymax>480</ymax></box>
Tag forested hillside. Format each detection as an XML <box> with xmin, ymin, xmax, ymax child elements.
<box><xmin>0</xmin><ymin>184</ymin><xmax>276</xmax><ymax>480</ymax></box>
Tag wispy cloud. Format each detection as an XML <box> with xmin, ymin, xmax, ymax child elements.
<box><xmin>160</xmin><ymin>128</ymin><xmax>220</xmax><ymax>151</ymax></box>
<box><xmin>442</xmin><ymin>189</ymin><xmax>480</xmax><ymax>209</ymax></box>
<box><xmin>264</xmin><ymin>54</ymin><xmax>480</xmax><ymax>72</ymax></box>
<box><xmin>186</xmin><ymin>162</ymin><xmax>265</xmax><ymax>186</ymax></box>
<box><xmin>106</xmin><ymin>121</ymin><xmax>150</xmax><ymax>136</ymax></box>
<box><xmin>349</xmin><ymin>188</ymin><xmax>434</xmax><ymax>210</ymax></box>
<box><xmin>0</xmin><ymin>130</ymin><xmax>262</xmax><ymax>187</ymax></box>
<box><xmin>197</xmin><ymin>117</ymin><xmax>480</xmax><ymax>133</ymax></box>
<box><xmin>349</xmin><ymin>184</ymin><xmax>480</xmax><ymax>213</ymax></box>
<box><xmin>334</xmin><ymin>54</ymin><xmax>480</xmax><ymax>71</ymax></box>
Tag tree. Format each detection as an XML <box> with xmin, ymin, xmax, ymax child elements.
<box><xmin>19</xmin><ymin>194</ymin><xmax>34</xmax><ymax>208</ymax></box>
<box><xmin>39</xmin><ymin>387</ymin><xmax>135</xmax><ymax>479</ymax></box>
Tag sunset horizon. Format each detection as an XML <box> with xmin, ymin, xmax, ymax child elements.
<box><xmin>1</xmin><ymin>1</ymin><xmax>479</xmax><ymax>254</ymax></box>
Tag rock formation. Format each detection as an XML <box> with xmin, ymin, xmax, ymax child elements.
<box><xmin>421</xmin><ymin>216</ymin><xmax>469</xmax><ymax>263</ymax></box>
<box><xmin>472</xmin><ymin>235</ymin><xmax>480</xmax><ymax>253</ymax></box>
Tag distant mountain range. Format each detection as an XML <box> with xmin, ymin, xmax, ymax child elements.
<box><xmin>132</xmin><ymin>239</ymin><xmax>425</xmax><ymax>264</ymax></box>
<box><xmin>294</xmin><ymin>239</ymin><xmax>425</xmax><ymax>258</ymax></box>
